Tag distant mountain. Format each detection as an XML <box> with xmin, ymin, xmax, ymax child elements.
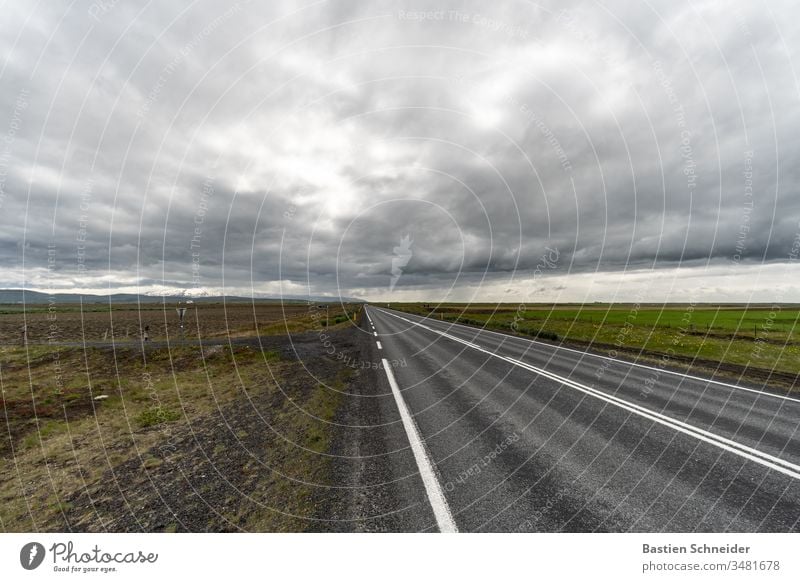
<box><xmin>143</xmin><ymin>286</ymin><xmax>219</xmax><ymax>298</ymax></box>
<box><xmin>0</xmin><ymin>289</ymin><xmax>363</xmax><ymax>304</ymax></box>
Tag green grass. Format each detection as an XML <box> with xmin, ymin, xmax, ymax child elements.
<box><xmin>262</xmin><ymin>350</ymin><xmax>281</xmax><ymax>362</ymax></box>
<box><xmin>0</xmin><ymin>314</ymin><xmax>359</xmax><ymax>532</ymax></box>
<box><xmin>136</xmin><ymin>406</ymin><xmax>181</xmax><ymax>428</ymax></box>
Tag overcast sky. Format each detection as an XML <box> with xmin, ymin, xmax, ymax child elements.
<box><xmin>1</xmin><ymin>0</ymin><xmax>799</xmax><ymax>302</ymax></box>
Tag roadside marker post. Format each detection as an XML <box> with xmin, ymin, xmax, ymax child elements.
<box><xmin>176</xmin><ymin>306</ymin><xmax>188</xmax><ymax>339</ymax></box>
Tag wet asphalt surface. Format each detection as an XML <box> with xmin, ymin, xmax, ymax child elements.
<box><xmin>348</xmin><ymin>306</ymin><xmax>800</xmax><ymax>532</ymax></box>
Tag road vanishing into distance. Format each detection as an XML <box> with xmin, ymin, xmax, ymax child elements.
<box><xmin>360</xmin><ymin>306</ymin><xmax>800</xmax><ymax>532</ymax></box>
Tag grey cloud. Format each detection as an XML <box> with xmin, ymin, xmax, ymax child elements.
<box><xmin>1</xmin><ymin>0</ymin><xmax>799</xmax><ymax>301</ymax></box>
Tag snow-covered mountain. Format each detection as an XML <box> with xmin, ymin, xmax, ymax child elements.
<box><xmin>143</xmin><ymin>286</ymin><xmax>218</xmax><ymax>298</ymax></box>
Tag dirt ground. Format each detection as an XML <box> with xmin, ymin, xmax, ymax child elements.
<box><xmin>0</xmin><ymin>302</ymin><xmax>357</xmax><ymax>343</ymax></box>
<box><xmin>0</xmin><ymin>304</ymin><xmax>375</xmax><ymax>532</ymax></box>
<box><xmin>60</xmin><ymin>332</ymin><xmax>369</xmax><ymax>532</ymax></box>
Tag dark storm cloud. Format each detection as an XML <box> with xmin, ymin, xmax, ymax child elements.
<box><xmin>1</xmin><ymin>0</ymin><xmax>799</xmax><ymax>300</ymax></box>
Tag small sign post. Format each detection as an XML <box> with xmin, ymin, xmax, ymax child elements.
<box><xmin>176</xmin><ymin>306</ymin><xmax>188</xmax><ymax>340</ymax></box>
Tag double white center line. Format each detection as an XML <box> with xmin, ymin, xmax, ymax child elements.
<box><xmin>369</xmin><ymin>306</ymin><xmax>800</xmax><ymax>533</ymax></box>
<box><xmin>378</xmin><ymin>308</ymin><xmax>800</xmax><ymax>482</ymax></box>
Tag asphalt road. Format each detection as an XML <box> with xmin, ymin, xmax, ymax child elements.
<box><xmin>360</xmin><ymin>305</ymin><xmax>800</xmax><ymax>532</ymax></box>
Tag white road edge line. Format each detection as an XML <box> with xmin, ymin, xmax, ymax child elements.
<box><xmin>376</xmin><ymin>308</ymin><xmax>800</xmax><ymax>405</ymax></box>
<box><xmin>381</xmin><ymin>357</ymin><xmax>459</xmax><ymax>532</ymax></box>
<box><xmin>376</xmin><ymin>341</ymin><xmax>383</xmax><ymax>350</ymax></box>
<box><xmin>381</xmin><ymin>309</ymin><xmax>800</xmax><ymax>481</ymax></box>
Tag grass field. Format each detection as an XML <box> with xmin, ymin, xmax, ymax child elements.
<box><xmin>0</xmin><ymin>301</ymin><xmax>361</xmax><ymax>343</ymax></box>
<box><xmin>0</xmin><ymin>301</ymin><xmax>363</xmax><ymax>531</ymax></box>
<box><xmin>384</xmin><ymin>303</ymin><xmax>800</xmax><ymax>384</ymax></box>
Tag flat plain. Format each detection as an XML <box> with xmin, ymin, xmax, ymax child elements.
<box><xmin>0</xmin><ymin>301</ymin><xmax>363</xmax><ymax>531</ymax></box>
<box><xmin>385</xmin><ymin>302</ymin><xmax>800</xmax><ymax>388</ymax></box>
